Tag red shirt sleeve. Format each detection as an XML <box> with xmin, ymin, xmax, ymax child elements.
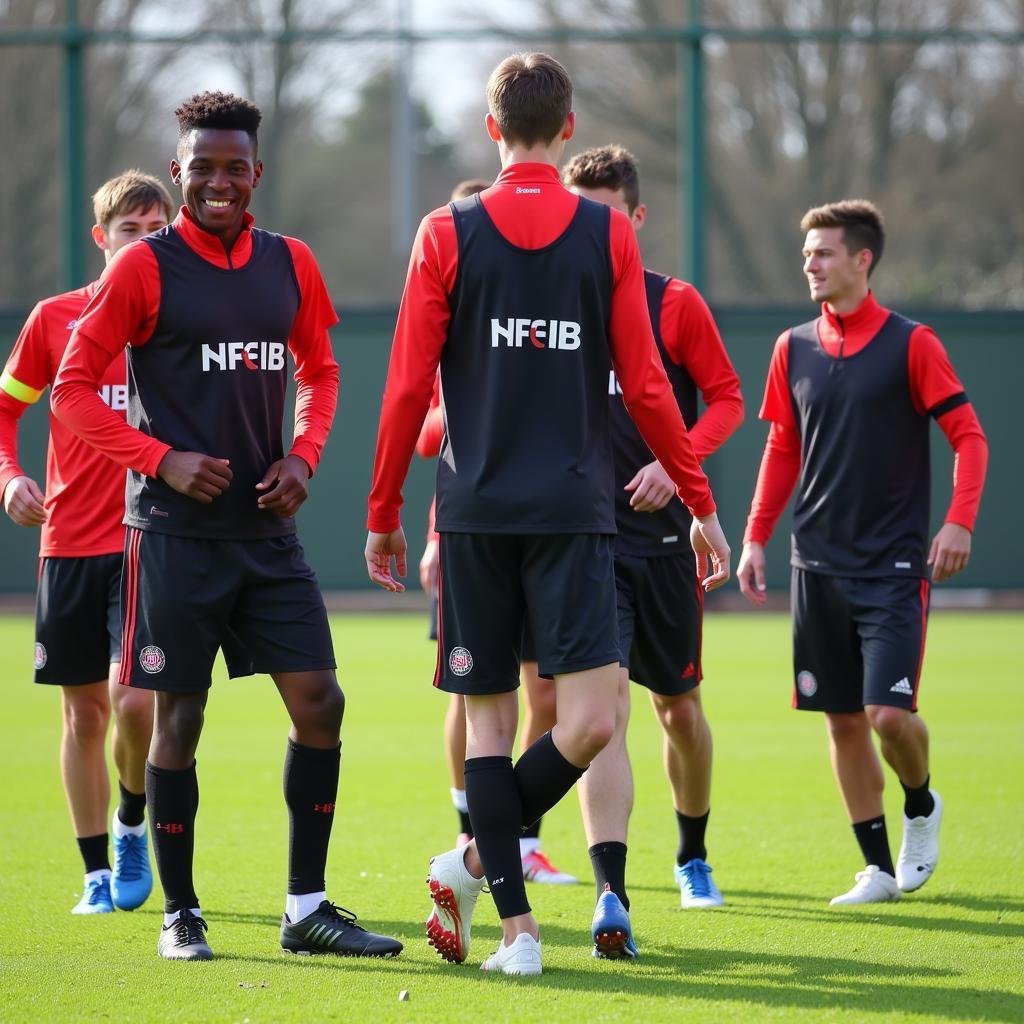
<box><xmin>416</xmin><ymin>374</ymin><xmax>445</xmax><ymax>458</ymax></box>
<box><xmin>283</xmin><ymin>238</ymin><xmax>340</xmax><ymax>476</ymax></box>
<box><xmin>50</xmin><ymin>244</ymin><xmax>169</xmax><ymax>476</ymax></box>
<box><xmin>744</xmin><ymin>421</ymin><xmax>801</xmax><ymax>545</ymax></box>
<box><xmin>0</xmin><ymin>302</ymin><xmax>54</xmax><ymax>496</ymax></box>
<box><xmin>660</xmin><ymin>279</ymin><xmax>743</xmax><ymax>460</ymax></box>
<box><xmin>758</xmin><ymin>332</ymin><xmax>794</xmax><ymax>427</ymax></box>
<box><xmin>607</xmin><ymin>213</ymin><xmax>714</xmax><ymax>517</ymax></box>
<box><xmin>367</xmin><ymin>209</ymin><xmax>454</xmax><ymax>532</ymax></box>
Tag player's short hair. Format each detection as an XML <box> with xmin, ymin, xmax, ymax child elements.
<box><xmin>801</xmin><ymin>199</ymin><xmax>886</xmax><ymax>276</ymax></box>
<box><xmin>92</xmin><ymin>170</ymin><xmax>174</xmax><ymax>228</ymax></box>
<box><xmin>486</xmin><ymin>52</ymin><xmax>573</xmax><ymax>148</ymax></box>
<box><xmin>449</xmin><ymin>179</ymin><xmax>491</xmax><ymax>201</ymax></box>
<box><xmin>561</xmin><ymin>144</ymin><xmax>640</xmax><ymax>213</ymax></box>
<box><xmin>174</xmin><ymin>91</ymin><xmax>262</xmax><ymax>156</ymax></box>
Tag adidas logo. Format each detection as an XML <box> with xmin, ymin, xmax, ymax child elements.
<box><xmin>890</xmin><ymin>677</ymin><xmax>913</xmax><ymax>695</ymax></box>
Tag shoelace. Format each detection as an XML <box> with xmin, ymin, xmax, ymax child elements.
<box><xmin>115</xmin><ymin>834</ymin><xmax>145</xmax><ymax>882</ymax></box>
<box><xmin>683</xmin><ymin>862</ymin><xmax>714</xmax><ymax>897</ymax></box>
<box><xmin>319</xmin><ymin>903</ymin><xmax>366</xmax><ymax>933</ymax></box>
<box><xmin>171</xmin><ymin>912</ymin><xmax>208</xmax><ymax>946</ymax></box>
<box><xmin>85</xmin><ymin>878</ymin><xmax>109</xmax><ymax>905</ymax></box>
<box><xmin>902</xmin><ymin>821</ymin><xmax>932</xmax><ymax>863</ymax></box>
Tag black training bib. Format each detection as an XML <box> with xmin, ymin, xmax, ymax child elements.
<box><xmin>788</xmin><ymin>312</ymin><xmax>930</xmax><ymax>578</ymax></box>
<box><xmin>609</xmin><ymin>271</ymin><xmax>698</xmax><ymax>557</ymax></box>
<box><xmin>125</xmin><ymin>226</ymin><xmax>300</xmax><ymax>539</ymax></box>
<box><xmin>435</xmin><ymin>194</ymin><xmax>616</xmax><ymax>534</ymax></box>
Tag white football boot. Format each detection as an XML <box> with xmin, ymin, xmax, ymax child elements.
<box><xmin>896</xmin><ymin>790</ymin><xmax>943</xmax><ymax>892</ymax></box>
<box><xmin>829</xmin><ymin>864</ymin><xmax>901</xmax><ymax>905</ymax></box>
<box><xmin>425</xmin><ymin>846</ymin><xmax>485</xmax><ymax>963</ymax></box>
<box><xmin>480</xmin><ymin>932</ymin><xmax>543</xmax><ymax>976</ymax></box>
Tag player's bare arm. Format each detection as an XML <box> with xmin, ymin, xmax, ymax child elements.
<box><xmin>2</xmin><ymin>475</ymin><xmax>46</xmax><ymax>526</ymax></box>
<box><xmin>420</xmin><ymin>536</ymin><xmax>439</xmax><ymax>593</ymax></box>
<box><xmin>256</xmin><ymin>454</ymin><xmax>310</xmax><ymax>517</ymax></box>
<box><xmin>156</xmin><ymin>450</ymin><xmax>232</xmax><ymax>504</ymax></box>
<box><xmin>365</xmin><ymin>527</ymin><xmax>408</xmax><ymax>592</ymax></box>
<box><xmin>690</xmin><ymin>514</ymin><xmax>730</xmax><ymax>591</ymax></box>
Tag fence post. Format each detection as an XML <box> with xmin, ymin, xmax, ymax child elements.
<box><xmin>62</xmin><ymin>0</ymin><xmax>86</xmax><ymax>290</ymax></box>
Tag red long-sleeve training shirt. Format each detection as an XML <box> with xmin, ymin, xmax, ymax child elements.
<box><xmin>745</xmin><ymin>292</ymin><xmax>988</xmax><ymax>544</ymax></box>
<box><xmin>0</xmin><ymin>283</ymin><xmax>129</xmax><ymax>556</ymax></box>
<box><xmin>368</xmin><ymin>162</ymin><xmax>714</xmax><ymax>534</ymax></box>
<box><xmin>51</xmin><ymin>207</ymin><xmax>339</xmax><ymax>479</ymax></box>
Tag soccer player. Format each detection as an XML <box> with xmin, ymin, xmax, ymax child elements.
<box><xmin>51</xmin><ymin>91</ymin><xmax>402</xmax><ymax>962</ymax></box>
<box><xmin>365</xmin><ymin>53</ymin><xmax>730</xmax><ymax>976</ymax></box>
<box><xmin>561</xmin><ymin>145</ymin><xmax>743</xmax><ymax>953</ymax></box>
<box><xmin>737</xmin><ymin>200</ymin><xmax>988</xmax><ymax>905</ymax></box>
<box><xmin>1</xmin><ymin>171</ymin><xmax>172</xmax><ymax>915</ymax></box>
<box><xmin>418</xmin><ymin>180</ymin><xmax>577</xmax><ymax>881</ymax></box>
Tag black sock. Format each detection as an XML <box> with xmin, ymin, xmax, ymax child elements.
<box><xmin>284</xmin><ymin>739</ymin><xmax>341</xmax><ymax>897</ymax></box>
<box><xmin>146</xmin><ymin>760</ymin><xmax>199</xmax><ymax>913</ymax></box>
<box><xmin>676</xmin><ymin>809</ymin><xmax>710</xmax><ymax>866</ymax></box>
<box><xmin>900</xmin><ymin>774</ymin><xmax>935</xmax><ymax>819</ymax></box>
<box><xmin>522</xmin><ymin>817</ymin><xmax>542</xmax><ymax>840</ymax></box>
<box><xmin>514</xmin><ymin>732</ymin><xmax>586</xmax><ymax>829</ymax></box>
<box><xmin>852</xmin><ymin>815</ymin><xmax>895</xmax><ymax>876</ymax></box>
<box><xmin>464</xmin><ymin>756</ymin><xmax>530</xmax><ymax>920</ymax></box>
<box><xmin>77</xmin><ymin>833</ymin><xmax>110</xmax><ymax>874</ymax></box>
<box><xmin>589</xmin><ymin>841</ymin><xmax>628</xmax><ymax>911</ymax></box>
<box><xmin>457</xmin><ymin>809</ymin><xmax>473</xmax><ymax>836</ymax></box>
<box><xmin>117</xmin><ymin>781</ymin><xmax>147</xmax><ymax>828</ymax></box>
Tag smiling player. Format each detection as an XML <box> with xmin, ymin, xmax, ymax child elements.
<box><xmin>51</xmin><ymin>91</ymin><xmax>401</xmax><ymax>962</ymax></box>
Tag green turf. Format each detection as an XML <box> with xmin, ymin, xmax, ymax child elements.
<box><xmin>0</xmin><ymin>611</ymin><xmax>1021</xmax><ymax>1023</ymax></box>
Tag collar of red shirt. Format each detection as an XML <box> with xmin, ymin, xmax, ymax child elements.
<box><xmin>173</xmin><ymin>205</ymin><xmax>256</xmax><ymax>269</ymax></box>
<box><xmin>490</xmin><ymin>162</ymin><xmax>563</xmax><ymax>189</ymax></box>
<box><xmin>819</xmin><ymin>290</ymin><xmax>889</xmax><ymax>347</ymax></box>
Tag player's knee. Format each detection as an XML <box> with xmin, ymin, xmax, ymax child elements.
<box><xmin>825</xmin><ymin>711</ymin><xmax>868</xmax><ymax>744</ymax></box>
<box><xmin>866</xmin><ymin>704</ymin><xmax>910</xmax><ymax>743</ymax></box>
<box><xmin>111</xmin><ymin>688</ymin><xmax>154</xmax><ymax>743</ymax></box>
<box><xmin>566</xmin><ymin>713</ymin><xmax>616</xmax><ymax>761</ymax></box>
<box><xmin>63</xmin><ymin>692</ymin><xmax>110</xmax><ymax>743</ymax></box>
<box><xmin>319</xmin><ymin>682</ymin><xmax>345</xmax><ymax>734</ymax></box>
<box><xmin>157</xmin><ymin>696</ymin><xmax>205</xmax><ymax>754</ymax></box>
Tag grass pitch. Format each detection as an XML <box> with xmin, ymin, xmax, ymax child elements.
<box><xmin>0</xmin><ymin>610</ymin><xmax>1021</xmax><ymax>1023</ymax></box>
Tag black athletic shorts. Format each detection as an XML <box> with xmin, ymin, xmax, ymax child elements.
<box><xmin>118</xmin><ymin>529</ymin><xmax>336</xmax><ymax>692</ymax></box>
<box><xmin>434</xmin><ymin>533</ymin><xmax>620</xmax><ymax>695</ymax></box>
<box><xmin>34</xmin><ymin>553</ymin><xmax>122</xmax><ymax>686</ymax></box>
<box><xmin>792</xmin><ymin>568</ymin><xmax>930</xmax><ymax>713</ymax></box>
<box><xmin>616</xmin><ymin>552</ymin><xmax>703</xmax><ymax>697</ymax></box>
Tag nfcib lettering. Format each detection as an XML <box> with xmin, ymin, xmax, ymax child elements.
<box><xmin>201</xmin><ymin>341</ymin><xmax>286</xmax><ymax>372</ymax></box>
<box><xmin>490</xmin><ymin>318</ymin><xmax>581</xmax><ymax>351</ymax></box>
<box><xmin>98</xmin><ymin>383</ymin><xmax>128</xmax><ymax>410</ymax></box>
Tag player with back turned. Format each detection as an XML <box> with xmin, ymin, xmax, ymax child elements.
<box><xmin>562</xmin><ymin>145</ymin><xmax>744</xmax><ymax>955</ymax></box>
<box><xmin>365</xmin><ymin>52</ymin><xmax>731</xmax><ymax>976</ymax></box>
<box><xmin>737</xmin><ymin>200</ymin><xmax>988</xmax><ymax>905</ymax></box>
<box><xmin>1</xmin><ymin>171</ymin><xmax>171</xmax><ymax>915</ymax></box>
<box><xmin>51</xmin><ymin>92</ymin><xmax>401</xmax><ymax>962</ymax></box>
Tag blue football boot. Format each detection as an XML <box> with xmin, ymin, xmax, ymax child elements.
<box><xmin>72</xmin><ymin>873</ymin><xmax>114</xmax><ymax>914</ymax></box>
<box><xmin>591</xmin><ymin>883</ymin><xmax>638</xmax><ymax>959</ymax></box>
<box><xmin>675</xmin><ymin>858</ymin><xmax>725</xmax><ymax>908</ymax></box>
<box><xmin>111</xmin><ymin>826</ymin><xmax>153</xmax><ymax>910</ymax></box>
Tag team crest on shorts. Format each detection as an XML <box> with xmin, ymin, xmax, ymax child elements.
<box><xmin>34</xmin><ymin>643</ymin><xmax>47</xmax><ymax>670</ymax></box>
<box><xmin>449</xmin><ymin>646</ymin><xmax>474</xmax><ymax>677</ymax></box>
<box><xmin>140</xmin><ymin>645</ymin><xmax>166</xmax><ymax>674</ymax></box>
<box><xmin>797</xmin><ymin>670</ymin><xmax>817</xmax><ymax>697</ymax></box>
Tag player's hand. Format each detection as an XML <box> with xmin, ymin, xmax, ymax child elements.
<box><xmin>691</xmin><ymin>513</ymin><xmax>731</xmax><ymax>591</ymax></box>
<box><xmin>928</xmin><ymin>522</ymin><xmax>972</xmax><ymax>583</ymax></box>
<box><xmin>2</xmin><ymin>475</ymin><xmax>46</xmax><ymax>526</ymax></box>
<box><xmin>256</xmin><ymin>455</ymin><xmax>310</xmax><ymax>517</ymax></box>
<box><xmin>420</xmin><ymin>537</ymin><xmax>439</xmax><ymax>594</ymax></box>
<box><xmin>624</xmin><ymin>460</ymin><xmax>675</xmax><ymax>512</ymax></box>
<box><xmin>737</xmin><ymin>541</ymin><xmax>768</xmax><ymax>606</ymax></box>
<box><xmin>366</xmin><ymin>527</ymin><xmax>407</xmax><ymax>592</ymax></box>
<box><xmin>157</xmin><ymin>450</ymin><xmax>232</xmax><ymax>503</ymax></box>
